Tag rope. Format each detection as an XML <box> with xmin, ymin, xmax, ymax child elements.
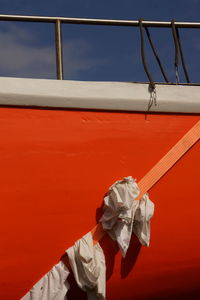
<box><xmin>171</xmin><ymin>20</ymin><xmax>190</xmax><ymax>83</ymax></box>
<box><xmin>171</xmin><ymin>20</ymin><xmax>179</xmax><ymax>83</ymax></box>
<box><xmin>144</xmin><ymin>27</ymin><xmax>169</xmax><ymax>83</ymax></box>
<box><xmin>175</xmin><ymin>27</ymin><xmax>190</xmax><ymax>83</ymax></box>
<box><xmin>139</xmin><ymin>19</ymin><xmax>157</xmax><ymax>112</ymax></box>
<box><xmin>139</xmin><ymin>19</ymin><xmax>156</xmax><ymax>91</ymax></box>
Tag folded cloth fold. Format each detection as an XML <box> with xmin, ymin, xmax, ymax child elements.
<box><xmin>21</xmin><ymin>261</ymin><xmax>70</xmax><ymax>300</ymax></box>
<box><xmin>66</xmin><ymin>232</ymin><xmax>106</xmax><ymax>300</ymax></box>
<box><xmin>99</xmin><ymin>176</ymin><xmax>154</xmax><ymax>257</ymax></box>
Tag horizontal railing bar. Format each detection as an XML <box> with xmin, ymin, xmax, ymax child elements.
<box><xmin>0</xmin><ymin>14</ymin><xmax>200</xmax><ymax>28</ymax></box>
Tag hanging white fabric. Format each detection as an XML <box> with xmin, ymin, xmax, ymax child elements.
<box><xmin>21</xmin><ymin>261</ymin><xmax>70</xmax><ymax>300</ymax></box>
<box><xmin>66</xmin><ymin>232</ymin><xmax>106</xmax><ymax>300</ymax></box>
<box><xmin>99</xmin><ymin>176</ymin><xmax>154</xmax><ymax>257</ymax></box>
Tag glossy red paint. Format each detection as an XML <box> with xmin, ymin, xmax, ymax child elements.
<box><xmin>0</xmin><ymin>108</ymin><xmax>199</xmax><ymax>299</ymax></box>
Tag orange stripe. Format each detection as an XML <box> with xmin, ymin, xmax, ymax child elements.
<box><xmin>91</xmin><ymin>121</ymin><xmax>200</xmax><ymax>244</ymax></box>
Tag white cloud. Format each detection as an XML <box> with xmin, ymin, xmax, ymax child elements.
<box><xmin>0</xmin><ymin>23</ymin><xmax>100</xmax><ymax>79</ymax></box>
<box><xmin>63</xmin><ymin>39</ymin><xmax>102</xmax><ymax>78</ymax></box>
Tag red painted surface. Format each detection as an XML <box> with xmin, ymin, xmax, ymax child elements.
<box><xmin>0</xmin><ymin>108</ymin><xmax>199</xmax><ymax>300</ymax></box>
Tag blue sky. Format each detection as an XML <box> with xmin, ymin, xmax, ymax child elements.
<box><xmin>0</xmin><ymin>0</ymin><xmax>200</xmax><ymax>82</ymax></box>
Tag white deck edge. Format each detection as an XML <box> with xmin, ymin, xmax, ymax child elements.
<box><xmin>0</xmin><ymin>77</ymin><xmax>200</xmax><ymax>113</ymax></box>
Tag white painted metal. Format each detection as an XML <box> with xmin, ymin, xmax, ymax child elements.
<box><xmin>0</xmin><ymin>77</ymin><xmax>199</xmax><ymax>113</ymax></box>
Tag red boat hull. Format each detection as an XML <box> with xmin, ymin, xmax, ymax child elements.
<box><xmin>0</xmin><ymin>108</ymin><xmax>199</xmax><ymax>299</ymax></box>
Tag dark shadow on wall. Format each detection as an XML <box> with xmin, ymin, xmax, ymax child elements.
<box><xmin>99</xmin><ymin>234</ymin><xmax>119</xmax><ymax>280</ymax></box>
<box><xmin>66</xmin><ymin>272</ymin><xmax>88</xmax><ymax>300</ymax></box>
<box><xmin>112</xmin><ymin>288</ymin><xmax>200</xmax><ymax>300</ymax></box>
<box><xmin>139</xmin><ymin>288</ymin><xmax>200</xmax><ymax>300</ymax></box>
<box><xmin>121</xmin><ymin>234</ymin><xmax>142</xmax><ymax>278</ymax></box>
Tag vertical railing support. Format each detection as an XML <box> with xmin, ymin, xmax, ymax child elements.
<box><xmin>55</xmin><ymin>19</ymin><xmax>64</xmax><ymax>80</ymax></box>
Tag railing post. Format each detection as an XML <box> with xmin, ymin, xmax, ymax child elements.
<box><xmin>55</xmin><ymin>19</ymin><xmax>64</xmax><ymax>80</ymax></box>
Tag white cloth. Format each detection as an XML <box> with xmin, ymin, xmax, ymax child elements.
<box><xmin>21</xmin><ymin>261</ymin><xmax>70</xmax><ymax>300</ymax></box>
<box><xmin>99</xmin><ymin>176</ymin><xmax>154</xmax><ymax>257</ymax></box>
<box><xmin>66</xmin><ymin>232</ymin><xmax>106</xmax><ymax>300</ymax></box>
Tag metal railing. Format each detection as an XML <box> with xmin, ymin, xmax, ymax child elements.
<box><xmin>0</xmin><ymin>14</ymin><xmax>200</xmax><ymax>81</ymax></box>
